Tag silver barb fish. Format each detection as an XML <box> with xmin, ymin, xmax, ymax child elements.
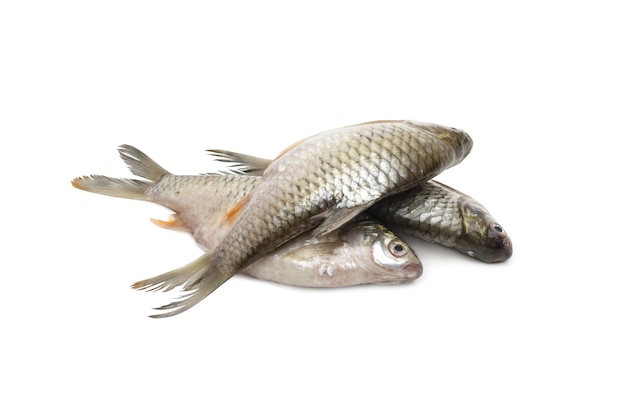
<box><xmin>73</xmin><ymin>120</ymin><xmax>472</xmax><ymax>316</ymax></box>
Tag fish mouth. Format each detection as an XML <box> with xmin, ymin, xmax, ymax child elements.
<box><xmin>369</xmin><ymin>262</ymin><xmax>422</xmax><ymax>285</ymax></box>
<box><xmin>476</xmin><ymin>236</ymin><xmax>513</xmax><ymax>263</ymax></box>
<box><xmin>399</xmin><ymin>262</ymin><xmax>423</xmax><ymax>281</ymax></box>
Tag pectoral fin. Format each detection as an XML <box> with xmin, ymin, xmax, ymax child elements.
<box><xmin>310</xmin><ymin>207</ymin><xmax>367</xmax><ymax>237</ymax></box>
<box><xmin>220</xmin><ymin>193</ymin><xmax>251</xmax><ymax>226</ymax></box>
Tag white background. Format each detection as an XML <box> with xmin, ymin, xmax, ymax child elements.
<box><xmin>2</xmin><ymin>1</ymin><xmax>624</xmax><ymax>416</ymax></box>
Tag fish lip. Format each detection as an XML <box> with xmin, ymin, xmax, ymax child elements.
<box><xmin>400</xmin><ymin>262</ymin><xmax>423</xmax><ymax>280</ymax></box>
<box><xmin>476</xmin><ymin>236</ymin><xmax>513</xmax><ymax>263</ymax></box>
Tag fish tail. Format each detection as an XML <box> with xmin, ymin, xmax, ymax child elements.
<box><xmin>117</xmin><ymin>144</ymin><xmax>170</xmax><ymax>181</ymax></box>
<box><xmin>71</xmin><ymin>175</ymin><xmax>150</xmax><ymax>201</ymax></box>
<box><xmin>131</xmin><ymin>253</ymin><xmax>232</xmax><ymax>318</ymax></box>
<box><xmin>71</xmin><ymin>145</ymin><xmax>171</xmax><ymax>200</ymax></box>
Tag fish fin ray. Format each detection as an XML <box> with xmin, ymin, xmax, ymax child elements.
<box><xmin>273</xmin><ymin>137</ymin><xmax>309</xmax><ymax>160</ymax></box>
<box><xmin>310</xmin><ymin>207</ymin><xmax>368</xmax><ymax>236</ymax></box>
<box><xmin>131</xmin><ymin>253</ymin><xmax>231</xmax><ymax>318</ymax></box>
<box><xmin>206</xmin><ymin>149</ymin><xmax>271</xmax><ymax>175</ymax></box>
<box><xmin>346</xmin><ymin>119</ymin><xmax>402</xmax><ymax>127</ymax></box>
<box><xmin>118</xmin><ymin>144</ymin><xmax>170</xmax><ymax>181</ymax></box>
<box><xmin>71</xmin><ymin>175</ymin><xmax>150</xmax><ymax>201</ymax></box>
<box><xmin>221</xmin><ymin>193</ymin><xmax>251</xmax><ymax>226</ymax></box>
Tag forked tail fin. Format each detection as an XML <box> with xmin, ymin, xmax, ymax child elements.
<box><xmin>71</xmin><ymin>175</ymin><xmax>150</xmax><ymax>200</ymax></box>
<box><xmin>131</xmin><ymin>253</ymin><xmax>231</xmax><ymax>318</ymax></box>
<box><xmin>71</xmin><ymin>145</ymin><xmax>170</xmax><ymax>200</ymax></box>
<box><xmin>117</xmin><ymin>144</ymin><xmax>169</xmax><ymax>181</ymax></box>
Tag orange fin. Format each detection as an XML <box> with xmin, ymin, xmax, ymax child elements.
<box><xmin>221</xmin><ymin>193</ymin><xmax>251</xmax><ymax>226</ymax></box>
<box><xmin>150</xmin><ymin>214</ymin><xmax>190</xmax><ymax>231</ymax></box>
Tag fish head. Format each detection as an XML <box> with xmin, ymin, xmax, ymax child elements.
<box><xmin>457</xmin><ymin>198</ymin><xmax>513</xmax><ymax>263</ymax></box>
<box><xmin>405</xmin><ymin>121</ymin><xmax>474</xmax><ymax>164</ymax></box>
<box><xmin>341</xmin><ymin>219</ymin><xmax>423</xmax><ymax>284</ymax></box>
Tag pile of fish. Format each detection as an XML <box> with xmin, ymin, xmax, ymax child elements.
<box><xmin>72</xmin><ymin>120</ymin><xmax>512</xmax><ymax>318</ymax></box>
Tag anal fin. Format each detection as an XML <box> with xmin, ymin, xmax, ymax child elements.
<box><xmin>150</xmin><ymin>214</ymin><xmax>190</xmax><ymax>231</ymax></box>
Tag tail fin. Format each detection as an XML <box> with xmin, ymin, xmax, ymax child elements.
<box><xmin>71</xmin><ymin>175</ymin><xmax>151</xmax><ymax>200</ymax></box>
<box><xmin>71</xmin><ymin>145</ymin><xmax>170</xmax><ymax>200</ymax></box>
<box><xmin>131</xmin><ymin>253</ymin><xmax>231</xmax><ymax>318</ymax></box>
<box><xmin>118</xmin><ymin>144</ymin><xmax>170</xmax><ymax>181</ymax></box>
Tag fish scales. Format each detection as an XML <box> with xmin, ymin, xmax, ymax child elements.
<box><xmin>370</xmin><ymin>181</ymin><xmax>464</xmax><ymax>247</ymax></box>
<box><xmin>214</xmin><ymin>121</ymin><xmax>472</xmax><ymax>274</ymax></box>
<box><xmin>206</xmin><ymin>142</ymin><xmax>511</xmax><ymax>264</ymax></box>
<box><xmin>369</xmin><ymin>180</ymin><xmax>512</xmax><ymax>262</ymax></box>
<box><xmin>146</xmin><ymin>174</ymin><xmax>259</xmax><ymax>253</ymax></box>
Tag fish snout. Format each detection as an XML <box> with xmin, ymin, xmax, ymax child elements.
<box><xmin>400</xmin><ymin>261</ymin><xmax>423</xmax><ymax>281</ymax></box>
<box><xmin>481</xmin><ymin>224</ymin><xmax>513</xmax><ymax>262</ymax></box>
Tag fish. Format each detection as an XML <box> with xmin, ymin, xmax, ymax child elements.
<box><xmin>368</xmin><ymin>181</ymin><xmax>512</xmax><ymax>262</ymax></box>
<box><xmin>211</xmin><ymin>120</ymin><xmax>472</xmax><ymax>272</ymax></box>
<box><xmin>73</xmin><ymin>120</ymin><xmax>472</xmax><ymax>316</ymax></box>
<box><xmin>244</xmin><ymin>216</ymin><xmax>422</xmax><ymax>287</ymax></box>
<box><xmin>72</xmin><ymin>147</ymin><xmax>422</xmax><ymax>293</ymax></box>
<box><xmin>207</xmin><ymin>149</ymin><xmax>511</xmax><ymax>263</ymax></box>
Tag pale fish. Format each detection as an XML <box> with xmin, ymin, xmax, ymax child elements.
<box><xmin>244</xmin><ymin>216</ymin><xmax>422</xmax><ymax>287</ymax></box>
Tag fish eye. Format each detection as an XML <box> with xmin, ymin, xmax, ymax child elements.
<box><xmin>493</xmin><ymin>224</ymin><xmax>503</xmax><ymax>233</ymax></box>
<box><xmin>388</xmin><ymin>240</ymin><xmax>408</xmax><ymax>257</ymax></box>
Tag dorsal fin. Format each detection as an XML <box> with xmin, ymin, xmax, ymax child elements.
<box><xmin>273</xmin><ymin>137</ymin><xmax>308</xmax><ymax>160</ymax></box>
<box><xmin>208</xmin><ymin>137</ymin><xmax>309</xmax><ymax>176</ymax></box>
<box><xmin>206</xmin><ymin>149</ymin><xmax>271</xmax><ymax>175</ymax></box>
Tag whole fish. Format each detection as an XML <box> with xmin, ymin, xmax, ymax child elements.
<box><xmin>73</xmin><ymin>120</ymin><xmax>472</xmax><ymax>316</ymax></box>
<box><xmin>72</xmin><ymin>147</ymin><xmax>422</xmax><ymax>295</ymax></box>
<box><xmin>208</xmin><ymin>150</ymin><xmax>512</xmax><ymax>263</ymax></box>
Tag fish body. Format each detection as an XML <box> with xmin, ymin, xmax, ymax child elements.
<box><xmin>136</xmin><ymin>156</ymin><xmax>424</xmax><ymax>285</ymax></box>
<box><xmin>146</xmin><ymin>173</ymin><xmax>259</xmax><ymax>255</ymax></box>
<box><xmin>213</xmin><ymin>121</ymin><xmax>472</xmax><ymax>277</ymax></box>
<box><xmin>368</xmin><ymin>181</ymin><xmax>512</xmax><ymax>262</ymax></box>
<box><xmin>244</xmin><ymin>216</ymin><xmax>421</xmax><ymax>287</ymax></box>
